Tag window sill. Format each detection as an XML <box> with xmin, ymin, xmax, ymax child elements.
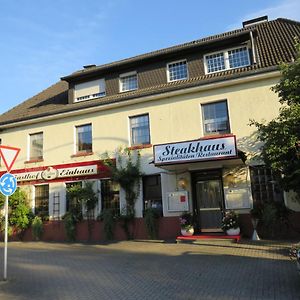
<box><xmin>25</xmin><ymin>158</ymin><xmax>44</xmax><ymax>164</ymax></box>
<box><xmin>71</xmin><ymin>152</ymin><xmax>94</xmax><ymax>158</ymax></box>
<box><xmin>201</xmin><ymin>133</ymin><xmax>232</xmax><ymax>139</ymax></box>
<box><xmin>127</xmin><ymin>144</ymin><xmax>152</xmax><ymax>150</ymax></box>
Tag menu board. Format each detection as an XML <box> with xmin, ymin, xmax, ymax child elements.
<box><xmin>224</xmin><ymin>188</ymin><xmax>251</xmax><ymax>209</ymax></box>
<box><xmin>167</xmin><ymin>191</ymin><xmax>189</xmax><ymax>211</ymax></box>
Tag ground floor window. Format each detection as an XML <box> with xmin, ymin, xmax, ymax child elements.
<box><xmin>101</xmin><ymin>179</ymin><xmax>120</xmax><ymax>215</ymax></box>
<box><xmin>250</xmin><ymin>166</ymin><xmax>283</xmax><ymax>204</ymax></box>
<box><xmin>35</xmin><ymin>184</ymin><xmax>49</xmax><ymax>220</ymax></box>
<box><xmin>66</xmin><ymin>181</ymin><xmax>83</xmax><ymax>217</ymax></box>
<box><xmin>143</xmin><ymin>175</ymin><xmax>162</xmax><ymax>214</ymax></box>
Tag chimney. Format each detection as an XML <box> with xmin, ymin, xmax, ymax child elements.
<box><xmin>83</xmin><ymin>64</ymin><xmax>96</xmax><ymax>69</ymax></box>
<box><xmin>243</xmin><ymin>16</ymin><xmax>268</xmax><ymax>28</ymax></box>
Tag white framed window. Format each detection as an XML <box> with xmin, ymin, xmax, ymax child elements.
<box><xmin>204</xmin><ymin>46</ymin><xmax>250</xmax><ymax>74</ymax></box>
<box><xmin>74</xmin><ymin>79</ymin><xmax>106</xmax><ymax>102</ymax></box>
<box><xmin>75</xmin><ymin>124</ymin><xmax>92</xmax><ymax>153</ymax></box>
<box><xmin>119</xmin><ymin>72</ymin><xmax>138</xmax><ymax>92</ymax></box>
<box><xmin>34</xmin><ymin>184</ymin><xmax>49</xmax><ymax>219</ymax></box>
<box><xmin>29</xmin><ymin>132</ymin><xmax>43</xmax><ymax>160</ymax></box>
<box><xmin>201</xmin><ymin>101</ymin><xmax>230</xmax><ymax>135</ymax></box>
<box><xmin>167</xmin><ymin>60</ymin><xmax>188</xmax><ymax>82</ymax></box>
<box><xmin>129</xmin><ymin>114</ymin><xmax>150</xmax><ymax>145</ymax></box>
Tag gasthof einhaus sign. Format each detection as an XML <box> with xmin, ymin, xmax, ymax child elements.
<box><xmin>154</xmin><ymin>135</ymin><xmax>237</xmax><ymax>165</ymax></box>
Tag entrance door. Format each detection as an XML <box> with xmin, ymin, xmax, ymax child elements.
<box><xmin>192</xmin><ymin>171</ymin><xmax>224</xmax><ymax>232</ymax></box>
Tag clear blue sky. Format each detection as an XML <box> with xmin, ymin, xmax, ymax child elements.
<box><xmin>1</xmin><ymin>0</ymin><xmax>299</xmax><ymax>114</ymax></box>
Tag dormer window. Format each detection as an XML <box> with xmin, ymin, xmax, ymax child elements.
<box><xmin>204</xmin><ymin>46</ymin><xmax>250</xmax><ymax>74</ymax></box>
<box><xmin>119</xmin><ymin>72</ymin><xmax>138</xmax><ymax>92</ymax></box>
<box><xmin>167</xmin><ymin>60</ymin><xmax>188</xmax><ymax>82</ymax></box>
<box><xmin>74</xmin><ymin>79</ymin><xmax>106</xmax><ymax>102</ymax></box>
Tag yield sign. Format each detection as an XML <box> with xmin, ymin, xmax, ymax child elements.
<box><xmin>0</xmin><ymin>145</ymin><xmax>21</xmax><ymax>172</ymax></box>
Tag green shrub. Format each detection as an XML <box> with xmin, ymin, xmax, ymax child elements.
<box><xmin>99</xmin><ymin>209</ymin><xmax>117</xmax><ymax>240</ymax></box>
<box><xmin>32</xmin><ymin>216</ymin><xmax>43</xmax><ymax>240</ymax></box>
<box><xmin>0</xmin><ymin>188</ymin><xmax>33</xmax><ymax>239</ymax></box>
<box><xmin>63</xmin><ymin>212</ymin><xmax>76</xmax><ymax>242</ymax></box>
<box><xmin>144</xmin><ymin>208</ymin><xmax>160</xmax><ymax>239</ymax></box>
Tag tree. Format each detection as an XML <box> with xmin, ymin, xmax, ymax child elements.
<box><xmin>251</xmin><ymin>42</ymin><xmax>300</xmax><ymax>200</ymax></box>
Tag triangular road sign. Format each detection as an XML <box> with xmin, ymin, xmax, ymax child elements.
<box><xmin>0</xmin><ymin>145</ymin><xmax>21</xmax><ymax>172</ymax></box>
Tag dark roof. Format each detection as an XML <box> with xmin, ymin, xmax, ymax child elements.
<box><xmin>1</xmin><ymin>18</ymin><xmax>300</xmax><ymax>126</ymax></box>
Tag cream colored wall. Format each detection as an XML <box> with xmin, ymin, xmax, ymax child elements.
<box><xmin>0</xmin><ymin>76</ymin><xmax>282</xmax><ymax>218</ymax></box>
<box><xmin>1</xmin><ymin>76</ymin><xmax>280</xmax><ymax>172</ymax></box>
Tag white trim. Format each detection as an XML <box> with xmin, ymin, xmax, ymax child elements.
<box><xmin>73</xmin><ymin>125</ymin><xmax>77</xmax><ymax>155</ymax></box>
<box><xmin>201</xmin><ymin>100</ymin><xmax>230</xmax><ymax>136</ymax></box>
<box><xmin>250</xmin><ymin>31</ymin><xmax>257</xmax><ymax>64</ymax></box>
<box><xmin>166</xmin><ymin>59</ymin><xmax>188</xmax><ymax>82</ymax></box>
<box><xmin>74</xmin><ymin>78</ymin><xmax>106</xmax><ymax>103</ymax></box>
<box><xmin>128</xmin><ymin>113</ymin><xmax>150</xmax><ymax>146</ymax></box>
<box><xmin>2</xmin><ymin>70</ymin><xmax>280</xmax><ymax>129</ymax></box>
<box><xmin>74</xmin><ymin>123</ymin><xmax>93</xmax><ymax>153</ymax></box>
<box><xmin>204</xmin><ymin>46</ymin><xmax>250</xmax><ymax>75</ymax></box>
<box><xmin>119</xmin><ymin>71</ymin><xmax>138</xmax><ymax>93</ymax></box>
<box><xmin>27</xmin><ymin>134</ymin><xmax>30</xmax><ymax>161</ymax></box>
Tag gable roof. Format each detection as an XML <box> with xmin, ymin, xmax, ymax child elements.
<box><xmin>0</xmin><ymin>17</ymin><xmax>299</xmax><ymax>127</ymax></box>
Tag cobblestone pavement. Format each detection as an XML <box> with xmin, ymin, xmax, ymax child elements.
<box><xmin>0</xmin><ymin>240</ymin><xmax>299</xmax><ymax>300</ymax></box>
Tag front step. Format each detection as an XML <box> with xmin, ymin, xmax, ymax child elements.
<box><xmin>176</xmin><ymin>234</ymin><xmax>241</xmax><ymax>244</ymax></box>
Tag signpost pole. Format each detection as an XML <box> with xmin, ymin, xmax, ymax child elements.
<box><xmin>4</xmin><ymin>195</ymin><xmax>8</xmax><ymax>281</ymax></box>
<box><xmin>0</xmin><ymin>145</ymin><xmax>21</xmax><ymax>282</ymax></box>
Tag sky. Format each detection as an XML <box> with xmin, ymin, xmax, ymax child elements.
<box><xmin>0</xmin><ymin>0</ymin><xmax>300</xmax><ymax>115</ymax></box>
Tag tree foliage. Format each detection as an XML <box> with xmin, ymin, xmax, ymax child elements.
<box><xmin>251</xmin><ymin>42</ymin><xmax>300</xmax><ymax>198</ymax></box>
<box><xmin>103</xmin><ymin>147</ymin><xmax>143</xmax><ymax>216</ymax></box>
<box><xmin>102</xmin><ymin>147</ymin><xmax>143</xmax><ymax>239</ymax></box>
<box><xmin>0</xmin><ymin>188</ymin><xmax>33</xmax><ymax>237</ymax></box>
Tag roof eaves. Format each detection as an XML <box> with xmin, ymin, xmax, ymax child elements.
<box><xmin>1</xmin><ymin>65</ymin><xmax>279</xmax><ymax>127</ymax></box>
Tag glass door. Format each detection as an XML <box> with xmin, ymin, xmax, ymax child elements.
<box><xmin>192</xmin><ymin>170</ymin><xmax>224</xmax><ymax>232</ymax></box>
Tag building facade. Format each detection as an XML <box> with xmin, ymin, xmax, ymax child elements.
<box><xmin>1</xmin><ymin>16</ymin><xmax>300</xmax><ymax>240</ymax></box>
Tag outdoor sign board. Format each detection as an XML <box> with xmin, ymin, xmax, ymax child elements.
<box><xmin>154</xmin><ymin>135</ymin><xmax>237</xmax><ymax>165</ymax></box>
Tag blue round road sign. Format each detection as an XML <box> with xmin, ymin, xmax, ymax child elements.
<box><xmin>0</xmin><ymin>173</ymin><xmax>17</xmax><ymax>196</ymax></box>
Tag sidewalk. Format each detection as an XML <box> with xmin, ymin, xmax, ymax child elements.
<box><xmin>0</xmin><ymin>240</ymin><xmax>299</xmax><ymax>300</ymax></box>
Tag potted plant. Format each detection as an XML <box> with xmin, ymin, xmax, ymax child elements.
<box><xmin>179</xmin><ymin>212</ymin><xmax>194</xmax><ymax>236</ymax></box>
<box><xmin>290</xmin><ymin>242</ymin><xmax>300</xmax><ymax>275</ymax></box>
<box><xmin>221</xmin><ymin>210</ymin><xmax>240</xmax><ymax>236</ymax></box>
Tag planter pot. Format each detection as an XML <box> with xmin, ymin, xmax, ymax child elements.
<box><xmin>181</xmin><ymin>227</ymin><xmax>194</xmax><ymax>236</ymax></box>
<box><xmin>226</xmin><ymin>227</ymin><xmax>240</xmax><ymax>236</ymax></box>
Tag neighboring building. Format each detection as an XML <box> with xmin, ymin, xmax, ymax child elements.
<box><xmin>0</xmin><ymin>16</ymin><xmax>300</xmax><ymax>240</ymax></box>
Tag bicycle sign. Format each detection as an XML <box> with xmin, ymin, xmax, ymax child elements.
<box><xmin>0</xmin><ymin>173</ymin><xmax>17</xmax><ymax>197</ymax></box>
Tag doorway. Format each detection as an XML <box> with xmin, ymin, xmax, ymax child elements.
<box><xmin>192</xmin><ymin>170</ymin><xmax>224</xmax><ymax>232</ymax></box>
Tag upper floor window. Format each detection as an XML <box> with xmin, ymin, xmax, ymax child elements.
<box><xmin>204</xmin><ymin>46</ymin><xmax>250</xmax><ymax>74</ymax></box>
<box><xmin>76</xmin><ymin>124</ymin><xmax>92</xmax><ymax>153</ymax></box>
<box><xmin>29</xmin><ymin>132</ymin><xmax>43</xmax><ymax>160</ymax></box>
<box><xmin>167</xmin><ymin>60</ymin><xmax>188</xmax><ymax>82</ymax></box>
<box><xmin>202</xmin><ymin>101</ymin><xmax>230</xmax><ymax>135</ymax></box>
<box><xmin>74</xmin><ymin>79</ymin><xmax>106</xmax><ymax>102</ymax></box>
<box><xmin>129</xmin><ymin>114</ymin><xmax>150</xmax><ymax>145</ymax></box>
<box><xmin>119</xmin><ymin>72</ymin><xmax>138</xmax><ymax>92</ymax></box>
